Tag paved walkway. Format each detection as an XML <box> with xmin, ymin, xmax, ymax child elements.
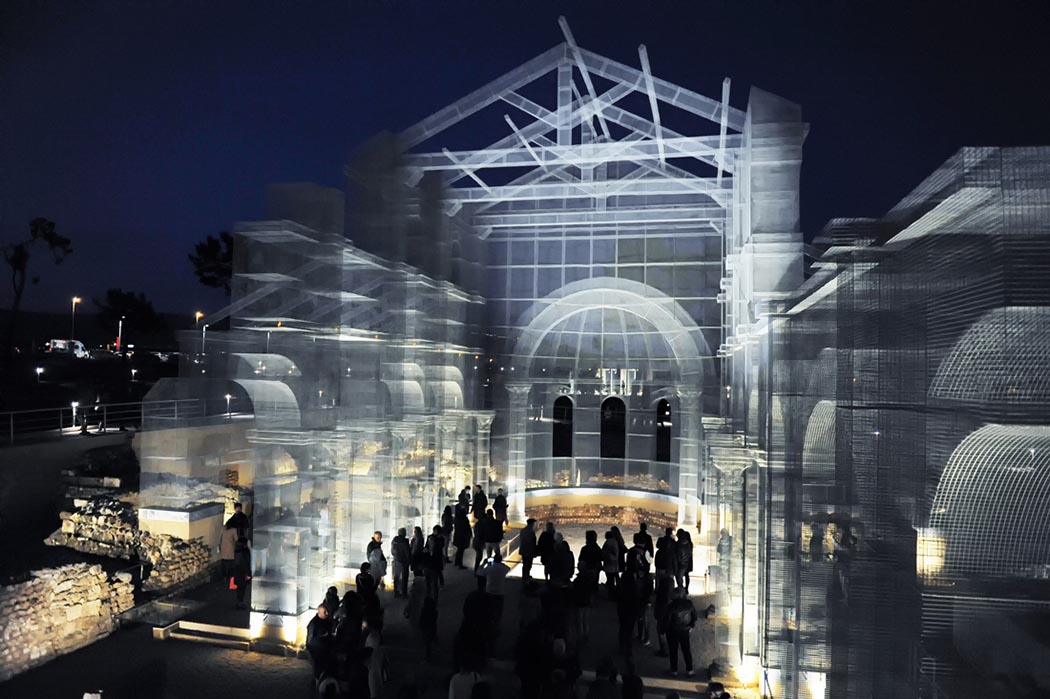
<box><xmin>1</xmin><ymin>539</ymin><xmax>753</xmax><ymax>699</ymax></box>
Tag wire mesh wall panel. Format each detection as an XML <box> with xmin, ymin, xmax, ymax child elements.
<box><xmin>746</xmin><ymin>147</ymin><xmax>1050</xmax><ymax>698</ymax></box>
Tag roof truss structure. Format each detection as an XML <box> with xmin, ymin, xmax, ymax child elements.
<box><xmin>397</xmin><ymin>17</ymin><xmax>745</xmax><ymax>238</ymax></box>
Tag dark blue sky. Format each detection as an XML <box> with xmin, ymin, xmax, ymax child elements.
<box><xmin>3</xmin><ymin>0</ymin><xmax>1049</xmax><ymax>314</ymax></box>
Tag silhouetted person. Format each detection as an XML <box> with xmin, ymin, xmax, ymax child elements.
<box><xmin>442</xmin><ymin>505</ymin><xmax>455</xmax><ymax>562</ymax></box>
<box><xmin>472</xmin><ymin>515</ymin><xmax>487</xmax><ymax>573</ymax></box>
<box><xmin>662</xmin><ymin>587</ymin><xmax>697</xmax><ymax>677</ymax></box>
<box><xmin>357</xmin><ymin>561</ymin><xmax>378</xmax><ymax>608</ymax></box>
<box><xmin>471</xmin><ymin>484</ymin><xmax>488</xmax><ymax>520</ymax></box>
<box><xmin>716</xmin><ymin>528</ymin><xmax>732</xmax><ymax>577</ymax></box>
<box><xmin>577</xmin><ymin>530</ymin><xmax>602</xmax><ymax>597</ymax></box>
<box><xmin>322</xmin><ymin>585</ymin><xmax>340</xmax><ymax>616</ymax></box>
<box><xmin>625</xmin><ymin>532</ymin><xmax>653</xmax><ymax>646</ymax></box>
<box><xmin>483</xmin><ymin>550</ymin><xmax>510</xmax><ymax>629</ymax></box>
<box><xmin>653</xmin><ymin>537</ymin><xmax>677</xmax><ymax>656</ymax></box>
<box><xmin>492</xmin><ymin>488</ymin><xmax>508</xmax><ymax>526</ymax></box>
<box><xmin>550</xmin><ymin>535</ymin><xmax>575</xmax><ymax>587</ymax></box>
<box><xmin>306</xmin><ymin>603</ymin><xmax>335</xmax><ymax>680</ymax></box>
<box><xmin>391</xmin><ymin>527</ymin><xmax>411</xmax><ymax>598</ymax></box>
<box><xmin>232</xmin><ymin>536</ymin><xmax>251</xmax><ymax>609</ymax></box>
<box><xmin>809</xmin><ymin>523</ymin><xmax>825</xmax><ymax>563</ymax></box>
<box><xmin>637</xmin><ymin>522</ymin><xmax>654</xmax><ymax>558</ymax></box>
<box><xmin>219</xmin><ymin>523</ymin><xmax>237</xmax><ymax>584</ymax></box>
<box><xmin>367</xmin><ymin>531</ymin><xmax>387</xmax><ymax>589</ymax></box>
<box><xmin>537</xmin><ymin>522</ymin><xmax>556</xmax><ymax>580</ymax></box>
<box><xmin>454</xmin><ymin>504</ymin><xmax>472</xmax><ymax>568</ymax></box>
<box><xmin>675</xmin><ymin>529</ymin><xmax>693</xmax><ymax>590</ymax></box>
<box><xmin>519</xmin><ymin>518</ymin><xmax>538</xmax><ymax>586</ymax></box>
<box><xmin>610</xmin><ymin>525</ymin><xmax>627</xmax><ymax>572</ymax></box>
<box><xmin>227</xmin><ymin>502</ymin><xmax>249</xmax><ymax>536</ymax></box>
<box><xmin>515</xmin><ymin>617</ymin><xmax>546</xmax><ymax>699</ymax></box>
<box><xmin>706</xmin><ymin>681</ymin><xmax>732</xmax><ymax>698</ymax></box>
<box><xmin>411</xmin><ymin>526</ymin><xmax>425</xmax><ymax>576</ymax></box>
<box><xmin>483</xmin><ymin>509</ymin><xmax>503</xmax><ymax>558</ymax></box>
<box><xmin>426</xmin><ymin>525</ymin><xmax>446</xmax><ymax>598</ymax></box>
<box><xmin>602</xmin><ymin>529</ymin><xmax>620</xmax><ymax>594</ymax></box>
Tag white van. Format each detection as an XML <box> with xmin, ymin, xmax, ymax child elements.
<box><xmin>47</xmin><ymin>339</ymin><xmax>89</xmax><ymax>359</ymax></box>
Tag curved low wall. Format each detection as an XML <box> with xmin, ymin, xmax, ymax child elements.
<box><xmin>525</xmin><ymin>487</ymin><xmax>682</xmax><ymax>529</ymax></box>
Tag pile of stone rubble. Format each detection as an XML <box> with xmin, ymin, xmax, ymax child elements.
<box><xmin>0</xmin><ymin>563</ymin><xmax>135</xmax><ymax>681</ymax></box>
<box><xmin>44</xmin><ymin>496</ymin><xmax>211</xmax><ymax>592</ymax></box>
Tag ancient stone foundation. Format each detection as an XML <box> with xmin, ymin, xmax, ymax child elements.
<box><xmin>44</xmin><ymin>497</ymin><xmax>211</xmax><ymax>592</ymax></box>
<box><xmin>0</xmin><ymin>564</ymin><xmax>135</xmax><ymax>681</ymax></box>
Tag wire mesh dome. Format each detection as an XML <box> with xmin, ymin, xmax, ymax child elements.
<box><xmin>928</xmin><ymin>424</ymin><xmax>1050</xmax><ymax>579</ymax></box>
<box><xmin>529</xmin><ymin>306</ymin><xmax>679</xmax><ymax>381</ymax></box>
<box><xmin>930</xmin><ymin>306</ymin><xmax>1050</xmax><ymax>405</ymax></box>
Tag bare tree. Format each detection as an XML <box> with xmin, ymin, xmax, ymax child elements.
<box><xmin>3</xmin><ymin>218</ymin><xmax>73</xmax><ymax>357</ymax></box>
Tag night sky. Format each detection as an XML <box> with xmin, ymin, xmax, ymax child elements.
<box><xmin>3</xmin><ymin>0</ymin><xmax>1050</xmax><ymax>315</ymax></box>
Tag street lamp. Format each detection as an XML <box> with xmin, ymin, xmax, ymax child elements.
<box><xmin>225</xmin><ymin>393</ymin><xmax>232</xmax><ymax>418</ymax></box>
<box><xmin>117</xmin><ymin>315</ymin><xmax>124</xmax><ymax>353</ymax></box>
<box><xmin>130</xmin><ymin>368</ymin><xmax>137</xmax><ymax>380</ymax></box>
<box><xmin>70</xmin><ymin>297</ymin><xmax>81</xmax><ymax>340</ymax></box>
<box><xmin>35</xmin><ymin>367</ymin><xmax>43</xmax><ymax>382</ymax></box>
<box><xmin>71</xmin><ymin>401</ymin><xmax>79</xmax><ymax>428</ymax></box>
<box><xmin>195</xmin><ymin>311</ymin><xmax>204</xmax><ymax>327</ymax></box>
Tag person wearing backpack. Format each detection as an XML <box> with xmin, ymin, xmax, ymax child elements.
<box><xmin>661</xmin><ymin>587</ymin><xmax>698</xmax><ymax>677</ymax></box>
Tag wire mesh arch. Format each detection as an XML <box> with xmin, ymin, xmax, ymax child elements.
<box><xmin>929</xmin><ymin>423</ymin><xmax>1050</xmax><ymax>578</ymax></box>
<box><xmin>930</xmin><ymin>306</ymin><xmax>1050</xmax><ymax>405</ymax></box>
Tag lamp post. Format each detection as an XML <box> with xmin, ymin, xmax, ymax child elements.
<box><xmin>117</xmin><ymin>315</ymin><xmax>124</xmax><ymax>353</ymax></box>
<box><xmin>70</xmin><ymin>297</ymin><xmax>81</xmax><ymax>340</ymax></box>
<box><xmin>130</xmin><ymin>368</ymin><xmax>138</xmax><ymax>381</ymax></box>
<box><xmin>225</xmin><ymin>393</ymin><xmax>232</xmax><ymax>419</ymax></box>
<box><xmin>195</xmin><ymin>311</ymin><xmax>204</xmax><ymax>327</ymax></box>
<box><xmin>71</xmin><ymin>401</ymin><xmax>79</xmax><ymax>429</ymax></box>
<box><xmin>35</xmin><ymin>367</ymin><xmax>43</xmax><ymax>383</ymax></box>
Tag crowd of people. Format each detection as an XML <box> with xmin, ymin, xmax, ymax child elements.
<box><xmin>302</xmin><ymin>486</ymin><xmax>726</xmax><ymax>699</ymax></box>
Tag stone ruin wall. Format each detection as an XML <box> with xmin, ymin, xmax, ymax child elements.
<box><xmin>0</xmin><ymin>564</ymin><xmax>135</xmax><ymax>681</ymax></box>
<box><xmin>45</xmin><ymin>497</ymin><xmax>211</xmax><ymax>592</ymax></box>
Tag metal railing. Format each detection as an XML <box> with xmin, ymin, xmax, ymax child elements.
<box><xmin>0</xmin><ymin>397</ymin><xmax>248</xmax><ymax>446</ymax></box>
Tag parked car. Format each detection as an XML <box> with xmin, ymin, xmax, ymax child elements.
<box><xmin>46</xmin><ymin>339</ymin><xmax>88</xmax><ymax>359</ymax></box>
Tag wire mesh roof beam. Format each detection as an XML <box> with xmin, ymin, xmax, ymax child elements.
<box><xmin>637</xmin><ymin>45</ymin><xmax>665</xmax><ymax>166</ymax></box>
<box><xmin>501</xmin><ymin>91</ymin><xmax>560</xmax><ymax>129</ymax></box>
<box><xmin>473</xmin><ymin>205</ymin><xmax>726</xmax><ymax>228</ymax></box>
<box><xmin>571</xmin><ymin>80</ymin><xmax>600</xmax><ymax>141</ymax></box>
<box><xmin>445</xmin><ymin>177</ymin><xmax>730</xmax><ymax>203</ymax></box>
<box><xmin>406</xmin><ymin>136</ymin><xmax>734</xmax><ymax>170</ymax></box>
<box><xmin>531</xmin><ymin>133</ymin><xmax>727</xmax><ymax>200</ymax></box>
<box><xmin>716</xmin><ymin>77</ymin><xmax>731</xmax><ymax>187</ymax></box>
<box><xmin>398</xmin><ymin>43</ymin><xmax>569</xmax><ymax>149</ymax></box>
<box><xmin>599</xmin><ymin>105</ymin><xmax>734</xmax><ymax>173</ymax></box>
<box><xmin>557</xmin><ymin>62</ymin><xmax>572</xmax><ymax>146</ymax></box>
<box><xmin>578</xmin><ymin>47</ymin><xmax>746</xmax><ymax>131</ymax></box>
<box><xmin>558</xmin><ymin>16</ymin><xmax>610</xmax><ymax>139</ymax></box>
<box><xmin>439</xmin><ymin>77</ymin><xmax>635</xmax><ymax>187</ymax></box>
<box><xmin>441</xmin><ymin>147</ymin><xmax>493</xmax><ymax>193</ymax></box>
